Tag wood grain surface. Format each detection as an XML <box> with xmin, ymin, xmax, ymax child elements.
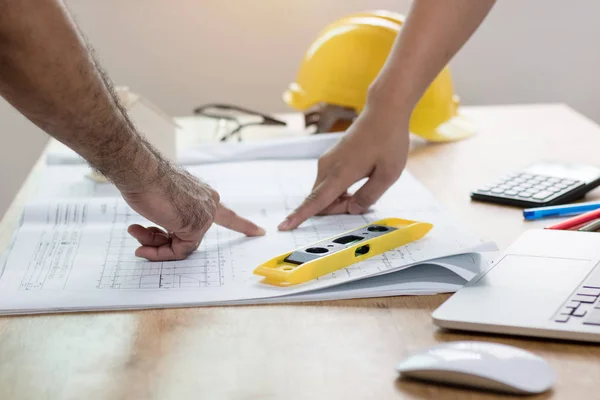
<box><xmin>1</xmin><ymin>104</ymin><xmax>599</xmax><ymax>399</ymax></box>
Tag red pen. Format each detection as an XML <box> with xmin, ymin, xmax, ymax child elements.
<box><xmin>545</xmin><ymin>208</ymin><xmax>600</xmax><ymax>230</ymax></box>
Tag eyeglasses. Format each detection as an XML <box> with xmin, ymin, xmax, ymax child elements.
<box><xmin>193</xmin><ymin>103</ymin><xmax>287</xmax><ymax>142</ymax></box>
<box><xmin>192</xmin><ymin>103</ymin><xmax>358</xmax><ymax>142</ymax></box>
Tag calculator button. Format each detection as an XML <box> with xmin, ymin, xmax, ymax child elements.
<box><xmin>532</xmin><ymin>185</ymin><xmax>547</xmax><ymax>191</ymax></box>
<box><xmin>547</xmin><ymin>186</ymin><xmax>562</xmax><ymax>193</ymax></box>
<box><xmin>561</xmin><ymin>179</ymin><xmax>577</xmax><ymax>184</ymax></box>
<box><xmin>518</xmin><ymin>192</ymin><xmax>533</xmax><ymax>198</ymax></box>
<box><xmin>533</xmin><ymin>191</ymin><xmax>554</xmax><ymax>200</ymax></box>
<box><xmin>491</xmin><ymin>188</ymin><xmax>505</xmax><ymax>194</ymax></box>
<box><xmin>512</xmin><ymin>178</ymin><xmax>526</xmax><ymax>184</ymax></box>
<box><xmin>539</xmin><ymin>182</ymin><xmax>552</xmax><ymax>187</ymax></box>
<box><xmin>478</xmin><ymin>187</ymin><xmax>491</xmax><ymax>192</ymax></box>
<box><xmin>505</xmin><ymin>190</ymin><xmax>518</xmax><ymax>196</ymax></box>
<box><xmin>554</xmin><ymin>314</ymin><xmax>571</xmax><ymax>323</ymax></box>
<box><xmin>555</xmin><ymin>183</ymin><xmax>568</xmax><ymax>189</ymax></box>
<box><xmin>547</xmin><ymin>178</ymin><xmax>560</xmax><ymax>184</ymax></box>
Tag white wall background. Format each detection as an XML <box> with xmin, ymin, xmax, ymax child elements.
<box><xmin>60</xmin><ymin>0</ymin><xmax>600</xmax><ymax>118</ymax></box>
<box><xmin>1</xmin><ymin>0</ymin><xmax>600</xmax><ymax>218</ymax></box>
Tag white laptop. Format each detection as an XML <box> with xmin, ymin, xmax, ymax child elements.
<box><xmin>433</xmin><ymin>229</ymin><xmax>600</xmax><ymax>343</ymax></box>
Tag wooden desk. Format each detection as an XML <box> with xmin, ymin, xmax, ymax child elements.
<box><xmin>1</xmin><ymin>104</ymin><xmax>599</xmax><ymax>399</ymax></box>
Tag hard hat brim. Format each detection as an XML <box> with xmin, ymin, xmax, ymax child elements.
<box><xmin>283</xmin><ymin>83</ymin><xmax>306</xmax><ymax>110</ymax></box>
<box><xmin>416</xmin><ymin>113</ymin><xmax>477</xmax><ymax>142</ymax></box>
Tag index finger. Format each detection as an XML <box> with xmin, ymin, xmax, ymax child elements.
<box><xmin>215</xmin><ymin>204</ymin><xmax>266</xmax><ymax>236</ymax></box>
<box><xmin>278</xmin><ymin>177</ymin><xmax>348</xmax><ymax>231</ymax></box>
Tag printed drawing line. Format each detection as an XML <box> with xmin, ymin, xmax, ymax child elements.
<box><xmin>99</xmin><ymin>267</ymin><xmax>223</xmax><ymax>289</ymax></box>
<box><xmin>99</xmin><ymin>267</ymin><xmax>220</xmax><ymax>289</ymax></box>
<box><xmin>19</xmin><ymin>228</ymin><xmax>82</xmax><ymax>291</ymax></box>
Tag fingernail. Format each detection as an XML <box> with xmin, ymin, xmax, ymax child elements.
<box><xmin>257</xmin><ymin>227</ymin><xmax>266</xmax><ymax>236</ymax></box>
<box><xmin>278</xmin><ymin>218</ymin><xmax>292</xmax><ymax>231</ymax></box>
<box><xmin>348</xmin><ymin>201</ymin><xmax>366</xmax><ymax>215</ymax></box>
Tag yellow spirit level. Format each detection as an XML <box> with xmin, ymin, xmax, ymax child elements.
<box><xmin>254</xmin><ymin>217</ymin><xmax>433</xmax><ymax>287</ymax></box>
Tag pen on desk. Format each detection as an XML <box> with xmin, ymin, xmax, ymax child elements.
<box><xmin>523</xmin><ymin>201</ymin><xmax>600</xmax><ymax>221</ymax></box>
<box><xmin>545</xmin><ymin>208</ymin><xmax>600</xmax><ymax>230</ymax></box>
<box><xmin>578</xmin><ymin>218</ymin><xmax>600</xmax><ymax>232</ymax></box>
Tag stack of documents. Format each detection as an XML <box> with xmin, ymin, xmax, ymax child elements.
<box><xmin>44</xmin><ymin>132</ymin><xmax>345</xmax><ymax>166</ymax></box>
<box><xmin>0</xmin><ymin>159</ymin><xmax>497</xmax><ymax>315</ymax></box>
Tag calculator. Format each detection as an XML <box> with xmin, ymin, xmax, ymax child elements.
<box><xmin>470</xmin><ymin>161</ymin><xmax>600</xmax><ymax>208</ymax></box>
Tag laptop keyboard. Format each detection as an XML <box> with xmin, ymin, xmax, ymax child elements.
<box><xmin>554</xmin><ymin>265</ymin><xmax>600</xmax><ymax>326</ymax></box>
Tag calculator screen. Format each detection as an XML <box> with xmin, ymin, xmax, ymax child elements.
<box><xmin>524</xmin><ymin>161</ymin><xmax>600</xmax><ymax>184</ymax></box>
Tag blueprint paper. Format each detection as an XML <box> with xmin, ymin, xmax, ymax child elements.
<box><xmin>0</xmin><ymin>160</ymin><xmax>497</xmax><ymax>314</ymax></box>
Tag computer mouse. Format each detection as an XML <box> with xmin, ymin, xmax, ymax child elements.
<box><xmin>395</xmin><ymin>341</ymin><xmax>556</xmax><ymax>395</ymax></box>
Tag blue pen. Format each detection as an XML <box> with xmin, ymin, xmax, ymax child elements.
<box><xmin>523</xmin><ymin>202</ymin><xmax>600</xmax><ymax>220</ymax></box>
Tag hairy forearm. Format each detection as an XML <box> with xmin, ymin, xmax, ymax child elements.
<box><xmin>367</xmin><ymin>0</ymin><xmax>495</xmax><ymax>117</ymax></box>
<box><xmin>0</xmin><ymin>0</ymin><xmax>167</xmax><ymax>190</ymax></box>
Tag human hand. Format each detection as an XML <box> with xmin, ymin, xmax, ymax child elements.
<box><xmin>278</xmin><ymin>108</ymin><xmax>410</xmax><ymax>231</ymax></box>
<box><xmin>121</xmin><ymin>167</ymin><xmax>264</xmax><ymax>261</ymax></box>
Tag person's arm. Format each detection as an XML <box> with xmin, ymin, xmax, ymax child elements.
<box><xmin>279</xmin><ymin>0</ymin><xmax>496</xmax><ymax>231</ymax></box>
<box><xmin>0</xmin><ymin>0</ymin><xmax>264</xmax><ymax>260</ymax></box>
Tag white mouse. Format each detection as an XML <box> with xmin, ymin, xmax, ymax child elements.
<box><xmin>395</xmin><ymin>341</ymin><xmax>556</xmax><ymax>395</ymax></box>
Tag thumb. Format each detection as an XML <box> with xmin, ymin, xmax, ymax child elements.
<box><xmin>347</xmin><ymin>168</ymin><xmax>398</xmax><ymax>214</ymax></box>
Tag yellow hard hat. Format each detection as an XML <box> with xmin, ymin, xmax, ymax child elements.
<box><xmin>283</xmin><ymin>10</ymin><xmax>475</xmax><ymax>142</ymax></box>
